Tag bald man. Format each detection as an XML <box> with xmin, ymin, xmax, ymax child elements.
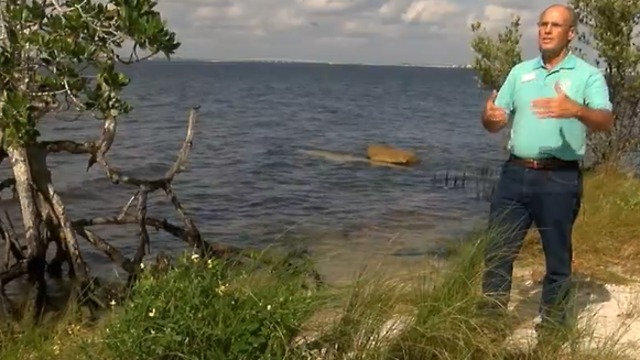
<box><xmin>479</xmin><ymin>4</ymin><xmax>613</xmax><ymax>335</ymax></box>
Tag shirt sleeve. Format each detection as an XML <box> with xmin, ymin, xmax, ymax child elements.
<box><xmin>584</xmin><ymin>70</ymin><xmax>612</xmax><ymax>110</ymax></box>
<box><xmin>494</xmin><ymin>69</ymin><xmax>517</xmax><ymax>114</ymax></box>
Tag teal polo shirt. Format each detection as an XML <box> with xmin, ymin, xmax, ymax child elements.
<box><xmin>494</xmin><ymin>53</ymin><xmax>612</xmax><ymax>161</ymax></box>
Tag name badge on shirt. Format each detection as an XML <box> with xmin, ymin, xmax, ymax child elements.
<box><xmin>558</xmin><ymin>79</ymin><xmax>571</xmax><ymax>92</ymax></box>
<box><xmin>521</xmin><ymin>72</ymin><xmax>536</xmax><ymax>82</ymax></box>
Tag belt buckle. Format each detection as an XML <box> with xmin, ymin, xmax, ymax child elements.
<box><xmin>531</xmin><ymin>160</ymin><xmax>543</xmax><ymax>169</ymax></box>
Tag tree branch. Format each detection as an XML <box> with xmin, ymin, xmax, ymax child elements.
<box><xmin>1</xmin><ymin>261</ymin><xmax>28</xmax><ymax>286</ymax></box>
<box><xmin>95</xmin><ymin>106</ymin><xmax>198</xmax><ymax>190</ymax></box>
<box><xmin>0</xmin><ymin>213</ymin><xmax>26</xmax><ymax>265</ymax></box>
<box><xmin>165</xmin><ymin>108</ymin><xmax>196</xmax><ymax>180</ymax></box>
<box><xmin>41</xmin><ymin>140</ymin><xmax>96</xmax><ymax>155</ymax></box>
<box><xmin>73</xmin><ymin>226</ymin><xmax>137</xmax><ymax>274</ymax></box>
<box><xmin>85</xmin><ymin>106</ymin><xmax>209</xmax><ymax>260</ymax></box>
<box><xmin>71</xmin><ymin>215</ymin><xmax>241</xmax><ymax>258</ymax></box>
<box><xmin>164</xmin><ymin>185</ymin><xmax>205</xmax><ymax>253</ymax></box>
<box><xmin>133</xmin><ymin>188</ymin><xmax>149</xmax><ymax>264</ymax></box>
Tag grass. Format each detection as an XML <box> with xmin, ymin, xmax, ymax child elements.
<box><xmin>519</xmin><ymin>166</ymin><xmax>640</xmax><ymax>283</ymax></box>
<box><xmin>1</xmin><ymin>167</ymin><xmax>640</xmax><ymax>359</ymax></box>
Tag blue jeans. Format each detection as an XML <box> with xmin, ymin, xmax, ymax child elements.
<box><xmin>482</xmin><ymin>157</ymin><xmax>583</xmax><ymax>326</ymax></box>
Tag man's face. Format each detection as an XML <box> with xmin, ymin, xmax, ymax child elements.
<box><xmin>537</xmin><ymin>7</ymin><xmax>575</xmax><ymax>54</ymax></box>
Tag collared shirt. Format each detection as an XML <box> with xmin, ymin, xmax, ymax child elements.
<box><xmin>494</xmin><ymin>52</ymin><xmax>612</xmax><ymax>160</ymax></box>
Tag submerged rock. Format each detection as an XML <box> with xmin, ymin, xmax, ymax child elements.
<box><xmin>366</xmin><ymin>144</ymin><xmax>419</xmax><ymax>165</ymax></box>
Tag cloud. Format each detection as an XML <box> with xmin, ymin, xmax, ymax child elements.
<box><xmin>153</xmin><ymin>0</ymin><xmax>560</xmax><ymax>64</ymax></box>
<box><xmin>297</xmin><ymin>0</ymin><xmax>360</xmax><ymax>12</ymax></box>
<box><xmin>401</xmin><ymin>0</ymin><xmax>461</xmax><ymax>24</ymax></box>
<box><xmin>466</xmin><ymin>4</ymin><xmax>532</xmax><ymax>31</ymax></box>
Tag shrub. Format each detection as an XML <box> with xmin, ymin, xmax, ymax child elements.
<box><xmin>104</xmin><ymin>253</ymin><xmax>321</xmax><ymax>360</ymax></box>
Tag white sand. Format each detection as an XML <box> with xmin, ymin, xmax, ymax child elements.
<box><xmin>506</xmin><ymin>276</ymin><xmax>640</xmax><ymax>355</ymax></box>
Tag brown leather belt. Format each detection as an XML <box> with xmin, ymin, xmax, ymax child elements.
<box><xmin>508</xmin><ymin>155</ymin><xmax>579</xmax><ymax>170</ymax></box>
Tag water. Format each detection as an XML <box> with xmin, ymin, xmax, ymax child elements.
<box><xmin>0</xmin><ymin>61</ymin><xmax>506</xmax><ymax>282</ymax></box>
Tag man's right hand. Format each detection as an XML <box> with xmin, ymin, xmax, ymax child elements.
<box><xmin>482</xmin><ymin>90</ymin><xmax>508</xmax><ymax>133</ymax></box>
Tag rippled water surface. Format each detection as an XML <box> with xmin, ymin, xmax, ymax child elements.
<box><xmin>1</xmin><ymin>61</ymin><xmax>507</xmax><ymax>281</ymax></box>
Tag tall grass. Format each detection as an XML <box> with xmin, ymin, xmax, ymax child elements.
<box><xmin>520</xmin><ymin>168</ymin><xmax>640</xmax><ymax>283</ymax></box>
<box><xmin>307</xmin><ymin>229</ymin><xmax>640</xmax><ymax>360</ymax></box>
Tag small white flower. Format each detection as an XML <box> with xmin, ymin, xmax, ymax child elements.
<box><xmin>110</xmin><ymin>299</ymin><xmax>116</xmax><ymax>306</ymax></box>
<box><xmin>148</xmin><ymin>308</ymin><xmax>156</xmax><ymax>317</ymax></box>
<box><xmin>266</xmin><ymin>304</ymin><xmax>272</xmax><ymax>311</ymax></box>
<box><xmin>191</xmin><ymin>253</ymin><xmax>200</xmax><ymax>262</ymax></box>
<box><xmin>140</xmin><ymin>262</ymin><xmax>145</xmax><ymax>269</ymax></box>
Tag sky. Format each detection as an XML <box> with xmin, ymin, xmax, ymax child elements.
<box><xmin>154</xmin><ymin>0</ymin><xmax>564</xmax><ymax>66</ymax></box>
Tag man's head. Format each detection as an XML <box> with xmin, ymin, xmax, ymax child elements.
<box><xmin>537</xmin><ymin>4</ymin><xmax>577</xmax><ymax>56</ymax></box>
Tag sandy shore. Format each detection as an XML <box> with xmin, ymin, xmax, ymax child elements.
<box><xmin>505</xmin><ymin>268</ymin><xmax>640</xmax><ymax>355</ymax></box>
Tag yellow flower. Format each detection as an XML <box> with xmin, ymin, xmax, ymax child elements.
<box><xmin>216</xmin><ymin>283</ymin><xmax>228</xmax><ymax>295</ymax></box>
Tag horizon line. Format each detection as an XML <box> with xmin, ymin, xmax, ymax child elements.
<box><xmin>153</xmin><ymin>56</ymin><xmax>473</xmax><ymax>68</ymax></box>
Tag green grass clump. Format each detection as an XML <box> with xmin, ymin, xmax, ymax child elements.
<box><xmin>104</xmin><ymin>252</ymin><xmax>322</xmax><ymax>360</ymax></box>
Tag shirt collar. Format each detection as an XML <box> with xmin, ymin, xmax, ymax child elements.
<box><xmin>533</xmin><ymin>51</ymin><xmax>577</xmax><ymax>71</ymax></box>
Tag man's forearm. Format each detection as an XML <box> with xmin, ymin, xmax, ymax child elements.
<box><xmin>574</xmin><ymin>105</ymin><xmax>614</xmax><ymax>132</ymax></box>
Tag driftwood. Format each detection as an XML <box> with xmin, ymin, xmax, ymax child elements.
<box><xmin>0</xmin><ymin>106</ymin><xmax>250</xmax><ymax>320</ymax></box>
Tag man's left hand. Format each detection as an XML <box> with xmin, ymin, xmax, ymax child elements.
<box><xmin>531</xmin><ymin>82</ymin><xmax>580</xmax><ymax>119</ymax></box>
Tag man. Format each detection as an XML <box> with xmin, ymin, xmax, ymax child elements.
<box><xmin>480</xmin><ymin>4</ymin><xmax>614</xmax><ymax>333</ymax></box>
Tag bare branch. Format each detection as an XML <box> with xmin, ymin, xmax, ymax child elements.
<box><xmin>164</xmin><ymin>186</ymin><xmax>204</xmax><ymax>252</ymax></box>
<box><xmin>0</xmin><ymin>213</ymin><xmax>25</xmax><ymax>264</ymax></box>
<box><xmin>45</xmin><ymin>180</ymin><xmax>91</xmax><ymax>282</ymax></box>
<box><xmin>71</xmin><ymin>215</ymin><xmax>241</xmax><ymax>258</ymax></box>
<box><xmin>72</xmin><ymin>215</ymin><xmax>184</xmax><ymax>237</ymax></box>
<box><xmin>118</xmin><ymin>190</ymin><xmax>139</xmax><ymax>219</ymax></box>
<box><xmin>73</xmin><ymin>226</ymin><xmax>136</xmax><ymax>274</ymax></box>
<box><xmin>41</xmin><ymin>140</ymin><xmax>95</xmax><ymax>155</ymax></box>
<box><xmin>0</xmin><ymin>261</ymin><xmax>28</xmax><ymax>286</ymax></box>
<box><xmin>165</xmin><ymin>107</ymin><xmax>197</xmax><ymax>180</ymax></box>
<box><xmin>95</xmin><ymin>107</ymin><xmax>198</xmax><ymax>189</ymax></box>
<box><xmin>133</xmin><ymin>188</ymin><xmax>149</xmax><ymax>264</ymax></box>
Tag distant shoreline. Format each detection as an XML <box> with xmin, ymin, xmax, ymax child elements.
<box><xmin>148</xmin><ymin>57</ymin><xmax>473</xmax><ymax>69</ymax></box>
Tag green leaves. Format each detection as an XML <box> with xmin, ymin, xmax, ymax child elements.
<box><xmin>470</xmin><ymin>16</ymin><xmax>523</xmax><ymax>91</ymax></box>
<box><xmin>0</xmin><ymin>0</ymin><xmax>181</xmax><ymax>146</ymax></box>
<box><xmin>570</xmin><ymin>0</ymin><xmax>640</xmax><ymax>165</ymax></box>
<box><xmin>1</xmin><ymin>91</ymin><xmax>40</xmax><ymax>146</ymax></box>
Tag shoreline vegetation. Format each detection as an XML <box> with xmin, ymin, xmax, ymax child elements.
<box><xmin>2</xmin><ymin>0</ymin><xmax>640</xmax><ymax>359</ymax></box>
<box><xmin>1</xmin><ymin>166</ymin><xmax>640</xmax><ymax>359</ymax></box>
